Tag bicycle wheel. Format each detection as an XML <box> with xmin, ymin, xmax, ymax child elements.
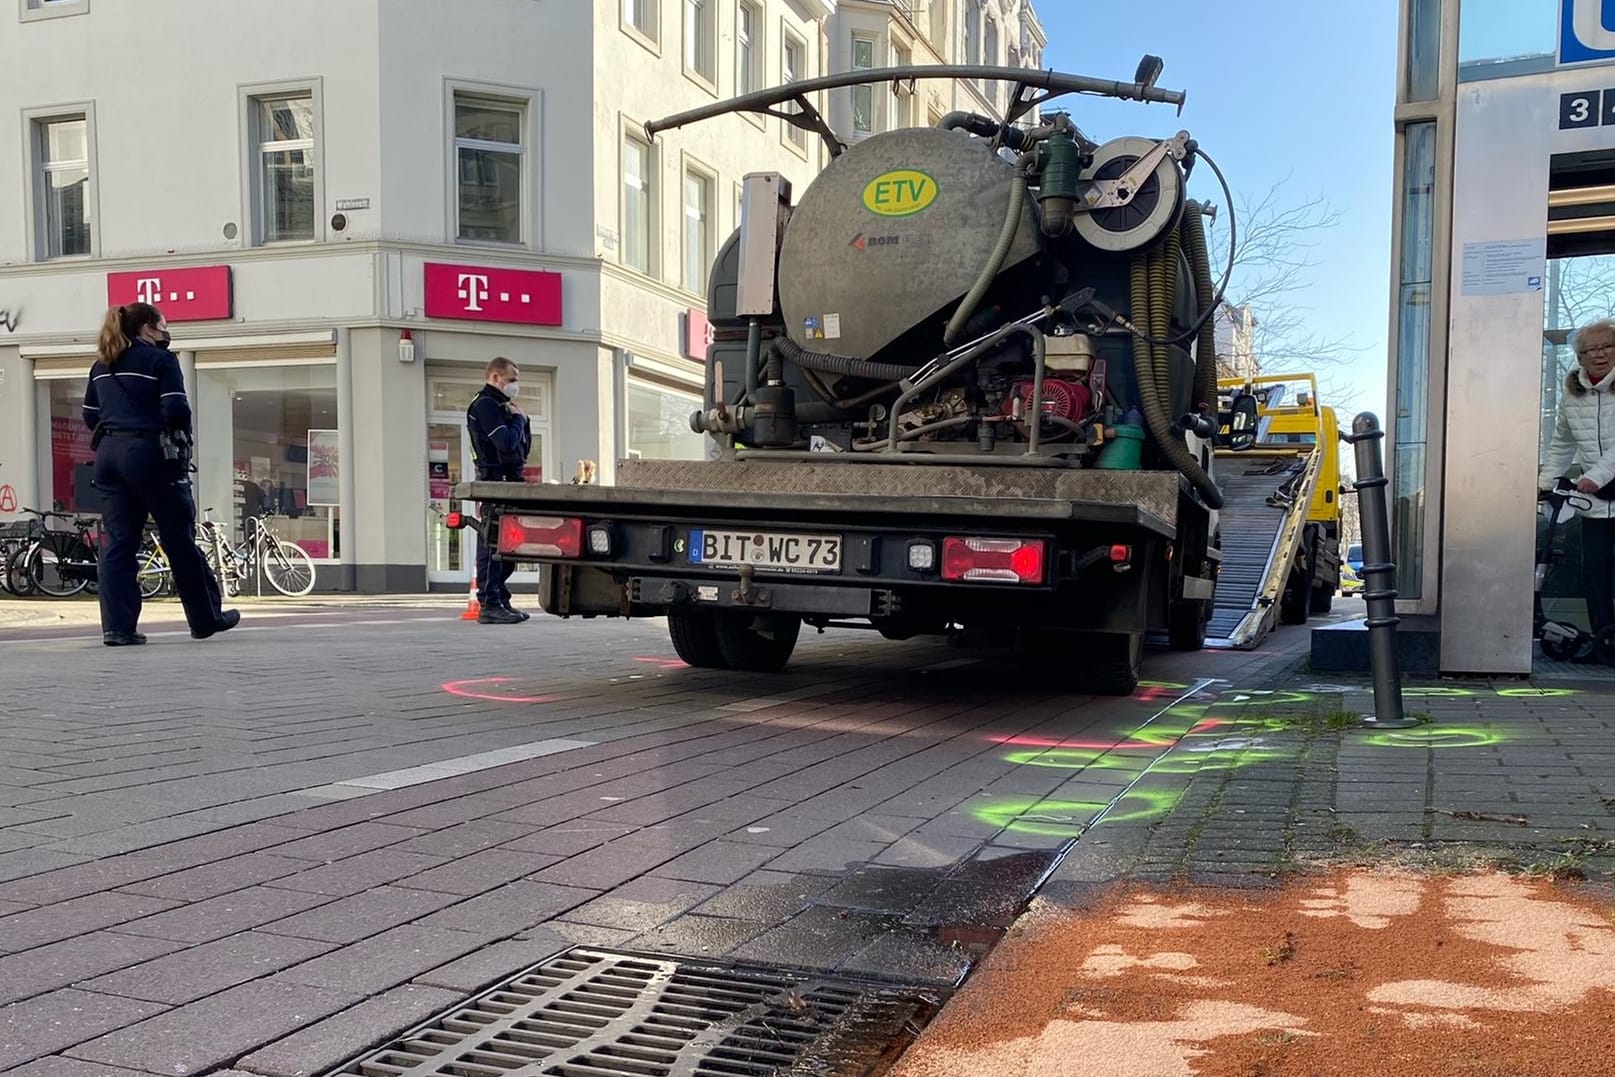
<box><xmin>262</xmin><ymin>540</ymin><xmax>316</xmax><ymax>597</ymax></box>
<box><xmin>137</xmin><ymin>546</ymin><xmax>170</xmax><ymax>599</ymax></box>
<box><xmin>29</xmin><ymin>544</ymin><xmax>89</xmax><ymax>598</ymax></box>
<box><xmin>5</xmin><ymin>544</ymin><xmax>38</xmax><ymax>596</ymax></box>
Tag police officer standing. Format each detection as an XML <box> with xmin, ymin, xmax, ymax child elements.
<box><xmin>84</xmin><ymin>302</ymin><xmax>238</xmax><ymax>646</ymax></box>
<box><xmin>466</xmin><ymin>357</ymin><xmax>531</xmax><ymax>624</ymax></box>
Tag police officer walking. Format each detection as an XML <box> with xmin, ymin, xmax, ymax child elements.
<box><xmin>84</xmin><ymin>302</ymin><xmax>238</xmax><ymax>646</ymax></box>
<box><xmin>466</xmin><ymin>357</ymin><xmax>531</xmax><ymax>625</ymax></box>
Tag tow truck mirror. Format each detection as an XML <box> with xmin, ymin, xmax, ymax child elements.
<box><xmin>1227</xmin><ymin>393</ymin><xmax>1259</xmax><ymax>451</ymax></box>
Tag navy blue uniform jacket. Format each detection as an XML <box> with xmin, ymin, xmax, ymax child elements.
<box><xmin>81</xmin><ymin>341</ymin><xmax>192</xmax><ymax>435</ymax></box>
<box><xmin>466</xmin><ymin>384</ymin><xmax>530</xmax><ymax>478</ymax></box>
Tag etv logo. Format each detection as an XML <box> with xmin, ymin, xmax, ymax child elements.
<box><xmin>1561</xmin><ymin>0</ymin><xmax>1615</xmax><ymax>65</ymax></box>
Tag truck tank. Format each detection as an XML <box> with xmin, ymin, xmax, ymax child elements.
<box><xmin>776</xmin><ymin>126</ymin><xmax>1044</xmax><ymax>363</ymax></box>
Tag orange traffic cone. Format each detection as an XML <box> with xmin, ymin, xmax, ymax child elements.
<box><xmin>461</xmin><ymin>574</ymin><xmax>481</xmax><ymax>621</ymax></box>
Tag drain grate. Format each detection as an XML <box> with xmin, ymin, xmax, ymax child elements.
<box><xmin>331</xmin><ymin>947</ymin><xmax>944</xmax><ymax>1077</ymax></box>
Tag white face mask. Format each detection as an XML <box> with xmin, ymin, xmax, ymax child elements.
<box><xmin>503</xmin><ymin>380</ymin><xmax>521</xmax><ymax>400</ymax></box>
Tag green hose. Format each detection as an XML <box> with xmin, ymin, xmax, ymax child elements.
<box><xmin>1129</xmin><ymin>216</ymin><xmax>1223</xmax><ymax>508</ymax></box>
<box><xmin>1180</xmin><ymin>201</ymin><xmax>1219</xmax><ymax>414</ymax></box>
<box><xmin>944</xmin><ymin>153</ymin><xmax>1034</xmax><ymax>347</ymax></box>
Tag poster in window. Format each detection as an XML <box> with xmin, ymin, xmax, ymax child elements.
<box><xmin>307</xmin><ymin>429</ymin><xmax>341</xmax><ymax>506</ymax></box>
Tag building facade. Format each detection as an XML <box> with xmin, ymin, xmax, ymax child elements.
<box><xmin>1213</xmin><ymin>302</ymin><xmax>1259</xmax><ymax>381</ymax></box>
<box><xmin>822</xmin><ymin>0</ymin><xmax>1045</xmax><ymax>138</ymax></box>
<box><xmin>0</xmin><ymin>0</ymin><xmax>836</xmax><ymax>592</ymax></box>
<box><xmin>1385</xmin><ymin>0</ymin><xmax>1615</xmax><ymax>673</ymax></box>
<box><xmin>0</xmin><ymin>0</ymin><xmax>1045</xmax><ymax>593</ymax></box>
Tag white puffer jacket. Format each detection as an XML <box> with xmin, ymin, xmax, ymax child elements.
<box><xmin>1540</xmin><ymin>366</ymin><xmax>1615</xmax><ymax>519</ymax></box>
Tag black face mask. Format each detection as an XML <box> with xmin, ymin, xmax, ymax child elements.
<box><xmin>152</xmin><ymin>332</ymin><xmax>172</xmax><ymax>349</ymax></box>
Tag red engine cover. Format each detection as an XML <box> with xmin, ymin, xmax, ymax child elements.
<box><xmin>1001</xmin><ymin>378</ymin><xmax>1091</xmax><ymax>422</ymax></box>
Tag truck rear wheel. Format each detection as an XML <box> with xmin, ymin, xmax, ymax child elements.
<box><xmin>1018</xmin><ymin>629</ymin><xmax>1141</xmax><ymax>696</ymax></box>
<box><xmin>715</xmin><ymin>612</ymin><xmax>801</xmax><ymax>673</ymax></box>
<box><xmin>1168</xmin><ymin>598</ymin><xmax>1210</xmax><ymax>651</ymax></box>
<box><xmin>668</xmin><ymin>611</ymin><xmax>729</xmax><ymax>669</ymax></box>
<box><xmin>1080</xmin><ymin>632</ymin><xmax>1143</xmax><ymax>696</ymax></box>
<box><xmin>1309</xmin><ymin>586</ymin><xmax>1334</xmax><ymax>614</ymax></box>
<box><xmin>1279</xmin><ymin>563</ymin><xmax>1311</xmax><ymax>626</ymax></box>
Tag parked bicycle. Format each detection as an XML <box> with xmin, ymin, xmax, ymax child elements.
<box><xmin>198</xmin><ymin>509</ymin><xmax>316</xmax><ymax>598</ymax></box>
<box><xmin>135</xmin><ymin>528</ymin><xmax>172</xmax><ymax>599</ymax></box>
<box><xmin>0</xmin><ymin>516</ymin><xmax>44</xmax><ymax>597</ymax></box>
<box><xmin>9</xmin><ymin>508</ymin><xmax>102</xmax><ymax>598</ymax></box>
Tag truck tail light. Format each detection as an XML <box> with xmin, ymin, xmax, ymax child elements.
<box><xmin>498</xmin><ymin>515</ymin><xmax>582</xmax><ymax>558</ymax></box>
<box><xmin>941</xmin><ymin>536</ymin><xmax>1046</xmax><ymax>584</ymax></box>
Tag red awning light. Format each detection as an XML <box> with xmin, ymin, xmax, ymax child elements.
<box><xmin>941</xmin><ymin>536</ymin><xmax>1046</xmax><ymax>584</ymax></box>
<box><xmin>498</xmin><ymin>515</ymin><xmax>582</xmax><ymax>558</ymax></box>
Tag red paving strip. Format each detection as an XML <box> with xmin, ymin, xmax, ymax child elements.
<box><xmin>891</xmin><ymin>868</ymin><xmax>1615</xmax><ymax>1077</ymax></box>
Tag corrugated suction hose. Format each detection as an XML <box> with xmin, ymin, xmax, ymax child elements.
<box><xmin>1130</xmin><ymin>220</ymin><xmax>1223</xmax><ymax>508</ymax></box>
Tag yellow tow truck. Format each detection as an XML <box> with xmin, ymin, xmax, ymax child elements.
<box><xmin>1208</xmin><ymin>373</ymin><xmax>1345</xmax><ymax>648</ymax></box>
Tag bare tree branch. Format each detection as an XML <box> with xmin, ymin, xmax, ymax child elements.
<box><xmin>1202</xmin><ymin>177</ymin><xmax>1368</xmax><ymax>372</ymax></box>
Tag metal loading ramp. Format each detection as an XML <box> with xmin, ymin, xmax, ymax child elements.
<box><xmin>1206</xmin><ymin>453</ymin><xmax>1312</xmax><ymax>647</ymax></box>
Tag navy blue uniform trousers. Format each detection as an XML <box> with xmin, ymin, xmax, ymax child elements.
<box><xmin>475</xmin><ymin>468</ymin><xmax>520</xmax><ymax>607</ymax></box>
<box><xmin>95</xmin><ymin>433</ymin><xmax>221</xmax><ymax>635</ymax></box>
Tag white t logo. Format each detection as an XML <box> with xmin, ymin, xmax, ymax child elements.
<box><xmin>1573</xmin><ymin>0</ymin><xmax>1615</xmax><ymax>50</ymax></box>
<box><xmin>136</xmin><ymin>278</ymin><xmax>162</xmax><ymax>304</ymax></box>
<box><xmin>457</xmin><ymin>273</ymin><xmax>490</xmax><ymax>312</ymax></box>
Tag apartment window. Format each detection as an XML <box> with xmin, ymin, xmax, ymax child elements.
<box><xmin>782</xmin><ymin>33</ymin><xmax>807</xmax><ymax>150</ymax></box>
<box><xmin>34</xmin><ymin>116</ymin><xmax>91</xmax><ymax>259</ymax></box>
<box><xmin>983</xmin><ymin>15</ymin><xmax>998</xmax><ymax>101</ymax></box>
<box><xmin>622</xmin><ymin>0</ymin><xmax>658</xmax><ymax>43</ymax></box>
<box><xmin>929</xmin><ymin>0</ymin><xmax>947</xmax><ymax>47</ymax></box>
<box><xmin>964</xmin><ymin>0</ymin><xmax>980</xmax><ymax>64</ymax></box>
<box><xmin>623</xmin><ymin>134</ymin><xmax>653</xmax><ymax>275</ymax></box>
<box><xmin>454</xmin><ymin>96</ymin><xmax>525</xmax><ymax>245</ymax></box>
<box><xmin>893</xmin><ymin>44</ymin><xmax>912</xmax><ymax>128</ymax></box>
<box><xmin>252</xmin><ymin>95</ymin><xmax>316</xmax><ymax>243</ymax></box>
<box><xmin>684</xmin><ymin>0</ymin><xmax>715</xmax><ymax>84</ymax></box>
<box><xmin>852</xmin><ymin>36</ymin><xmax>876</xmax><ymax>134</ymax></box>
<box><xmin>737</xmin><ymin>2</ymin><xmax>762</xmax><ymax>95</ymax></box>
<box><xmin>683</xmin><ymin>169</ymin><xmax>713</xmax><ymax>295</ymax></box>
<box><xmin>20</xmin><ymin>0</ymin><xmax>88</xmax><ymax>22</ymax></box>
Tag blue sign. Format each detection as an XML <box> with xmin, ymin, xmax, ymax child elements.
<box><xmin>1562</xmin><ymin>0</ymin><xmax>1615</xmax><ymax>66</ymax></box>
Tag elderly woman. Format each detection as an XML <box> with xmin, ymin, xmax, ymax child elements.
<box><xmin>1541</xmin><ymin>317</ymin><xmax>1615</xmax><ymax>635</ymax></box>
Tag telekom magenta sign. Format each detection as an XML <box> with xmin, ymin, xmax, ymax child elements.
<box><xmin>423</xmin><ymin>262</ymin><xmax>563</xmax><ymax>326</ymax></box>
<box><xmin>107</xmin><ymin>266</ymin><xmax>233</xmax><ymax>322</ymax></box>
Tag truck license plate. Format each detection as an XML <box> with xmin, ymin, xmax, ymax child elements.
<box><xmin>688</xmin><ymin>529</ymin><xmax>842</xmax><ymax>573</ymax></box>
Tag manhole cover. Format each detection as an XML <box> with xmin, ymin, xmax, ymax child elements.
<box><xmin>330</xmin><ymin>947</ymin><xmax>944</xmax><ymax>1077</ymax></box>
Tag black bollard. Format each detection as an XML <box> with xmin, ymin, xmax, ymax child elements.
<box><xmin>1346</xmin><ymin>413</ymin><xmax>1413</xmax><ymax>728</ymax></box>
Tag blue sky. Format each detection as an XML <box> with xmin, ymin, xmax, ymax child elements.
<box><xmin>1038</xmin><ymin>0</ymin><xmax>1400</xmax><ymax>419</ymax></box>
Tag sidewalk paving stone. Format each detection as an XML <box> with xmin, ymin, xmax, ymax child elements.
<box><xmin>0</xmin><ymin>892</ymin><xmax>184</xmax><ymax>955</ymax></box>
<box><xmin>274</xmin><ymin>925</ymin><xmax>488</xmax><ymax>996</ymax></box>
<box><xmin>116</xmin><ymin>885</ymin><xmax>342</xmax><ymax>944</ymax></box>
<box><xmin>65</xmin><ymin>978</ymin><xmax>360</xmax><ymax>1074</ymax></box>
<box><xmin>235</xmin><ymin>984</ymin><xmax>463</xmax><ymax>1077</ymax></box>
<box><xmin>0</xmin><ymin>989</ymin><xmax>168</xmax><ymax>1070</ymax></box>
<box><xmin>78</xmin><ymin>931</ymin><xmax>337</xmax><ymax>1006</ymax></box>
<box><xmin>412</xmin><ymin>933</ymin><xmax>572</xmax><ymax>993</ymax></box>
<box><xmin>261</xmin><ymin>886</ymin><xmax>461</xmax><ymax>944</ymax></box>
<box><xmin>0</xmin><ymin>932</ymin><xmax>186</xmax><ymax>1007</ymax></box>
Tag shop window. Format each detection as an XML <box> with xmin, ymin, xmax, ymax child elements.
<box><xmin>44</xmin><ymin>378</ymin><xmax>95</xmax><ymax>513</ymax></box>
<box><xmin>193</xmin><ymin>364</ymin><xmax>340</xmax><ymax>561</ymax></box>
<box><xmin>31</xmin><ymin>113</ymin><xmax>92</xmax><ymax>260</ymax></box>
<box><xmin>454</xmin><ymin>95</ymin><xmax>526</xmax><ymax>245</ymax></box>
<box><xmin>1404</xmin><ymin>0</ymin><xmax>1441</xmax><ymax>101</ymax></box>
<box><xmin>1459</xmin><ymin>0</ymin><xmax>1555</xmax><ymax>80</ymax></box>
<box><xmin>1538</xmin><ymin>253</ymin><xmax>1615</xmax><ymax>630</ymax></box>
<box><xmin>1391</xmin><ymin>121</ymin><xmax>1437</xmax><ymax>599</ymax></box>
<box><xmin>250</xmin><ymin>93</ymin><xmax>317</xmax><ymax>243</ymax></box>
<box><xmin>628</xmin><ymin>382</ymin><xmax>705</xmax><ymax>461</ymax></box>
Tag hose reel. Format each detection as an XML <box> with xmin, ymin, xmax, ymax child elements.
<box><xmin>1073</xmin><ymin>135</ymin><xmax>1186</xmax><ymax>254</ymax></box>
